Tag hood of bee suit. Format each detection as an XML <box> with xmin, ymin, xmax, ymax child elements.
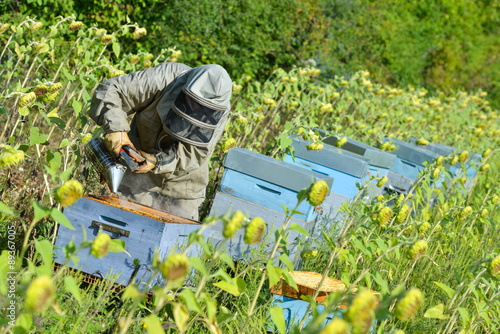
<box><xmin>156</xmin><ymin>64</ymin><xmax>232</xmax><ymax>147</ymax></box>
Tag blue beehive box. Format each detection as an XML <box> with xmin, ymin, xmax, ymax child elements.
<box><xmin>383</xmin><ymin>137</ymin><xmax>441</xmax><ymax>194</ymax></box>
<box><xmin>209</xmin><ymin>148</ymin><xmax>334</xmax><ymax>260</ymax></box>
<box><xmin>407</xmin><ymin>137</ymin><xmax>481</xmax><ymax>190</ymax></box>
<box><xmin>316</xmin><ymin>130</ymin><xmax>397</xmax><ymax>197</ymax></box>
<box><xmin>54</xmin><ymin>195</ymin><xmax>204</xmax><ymax>290</ymax></box>
<box><xmin>283</xmin><ymin>137</ymin><xmax>369</xmax><ymax>233</ymax></box>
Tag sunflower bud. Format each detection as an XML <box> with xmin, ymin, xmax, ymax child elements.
<box><xmin>436</xmin><ymin>156</ymin><xmax>444</xmax><ymax>166</ymax></box>
<box><xmin>90</xmin><ymin>233</ymin><xmax>111</xmax><ymax>258</ymax></box>
<box><xmin>450</xmin><ymin>155</ymin><xmax>458</xmax><ymax>166</ymax></box>
<box><xmin>377</xmin><ymin>176</ymin><xmax>388</xmax><ymax>188</ymax></box>
<box><xmin>320</xmin><ymin>318</ymin><xmax>349</xmax><ymax>334</ymax></box>
<box><xmin>18</xmin><ymin>92</ymin><xmax>37</xmax><ymax>108</ymax></box>
<box><xmin>25</xmin><ymin>276</ymin><xmax>56</xmax><ymax>314</ymax></box>
<box><xmin>30</xmin><ymin>22</ymin><xmax>44</xmax><ymax>32</ymax></box>
<box><xmin>336</xmin><ymin>137</ymin><xmax>347</xmax><ymax>148</ymax></box>
<box><xmin>488</xmin><ymin>255</ymin><xmax>500</xmax><ymax>277</ymax></box>
<box><xmin>396</xmin><ymin>204</ymin><xmax>410</xmax><ymax>224</ymax></box>
<box><xmin>492</xmin><ymin>196</ymin><xmax>499</xmax><ymax>205</ymax></box>
<box><xmin>407</xmin><ymin>240</ymin><xmax>428</xmax><ymax>261</ymax></box>
<box><xmin>459</xmin><ymin>177</ymin><xmax>467</xmax><ymax>185</ymax></box>
<box><xmin>458</xmin><ymin>206</ymin><xmax>472</xmax><ymax>221</ymax></box>
<box><xmin>306</xmin><ymin>143</ymin><xmax>323</xmax><ymax>151</ymax></box>
<box><xmin>263</xmin><ymin>98</ymin><xmax>277</xmax><ymax>106</ymax></box>
<box><xmin>394</xmin><ymin>194</ymin><xmax>405</xmax><ymax>208</ymax></box>
<box><xmin>431</xmin><ymin>168</ymin><xmax>441</xmax><ymax>179</ymax></box>
<box><xmin>479</xmin><ymin>164</ymin><xmax>490</xmax><ymax>173</ymax></box>
<box><xmin>319</xmin><ymin>103</ymin><xmax>333</xmax><ymax>113</ymax></box>
<box><xmin>48</xmin><ymin>83</ymin><xmax>63</xmax><ymax>94</ymax></box>
<box><xmin>308</xmin><ymin>180</ymin><xmax>329</xmax><ymax>206</ymax></box>
<box><xmin>100</xmin><ymin>35</ymin><xmax>114</xmax><ymax>44</ymax></box>
<box><xmin>80</xmin><ymin>133</ymin><xmax>93</xmax><ymax>145</ymax></box>
<box><xmin>418</xmin><ymin>222</ymin><xmax>431</xmax><ymax>237</ymax></box>
<box><xmin>375</xmin><ymin>207</ymin><xmax>392</xmax><ymax>227</ymax></box>
<box><xmin>159</xmin><ymin>253</ymin><xmax>190</xmax><ymax>284</ymax></box>
<box><xmin>482</xmin><ymin>148</ymin><xmax>492</xmax><ymax>159</ymax></box>
<box><xmin>68</xmin><ymin>21</ymin><xmax>84</xmax><ymax>31</ymax></box>
<box><xmin>244</xmin><ymin>217</ymin><xmax>266</xmax><ymax>244</ymax></box>
<box><xmin>33</xmin><ymin>84</ymin><xmax>49</xmax><ymax>96</ymax></box>
<box><xmin>109</xmin><ymin>70</ymin><xmax>125</xmax><ymax>78</ymax></box>
<box><xmin>0</xmin><ymin>145</ymin><xmax>25</xmax><ymax>168</ymax></box>
<box><xmin>0</xmin><ymin>23</ymin><xmax>10</xmax><ymax>34</ymax></box>
<box><xmin>300</xmin><ymin>249</ymin><xmax>318</xmax><ymax>260</ymax></box>
<box><xmin>129</xmin><ymin>55</ymin><xmax>140</xmax><ymax>65</ymax></box>
<box><xmin>345</xmin><ymin>289</ymin><xmax>377</xmax><ymax>334</ymax></box>
<box><xmin>376</xmin><ymin>194</ymin><xmax>385</xmax><ymax>203</ymax></box>
<box><xmin>223</xmin><ymin>210</ymin><xmax>245</xmax><ymax>238</ymax></box>
<box><xmin>221</xmin><ymin>138</ymin><xmax>236</xmax><ymax>153</ymax></box>
<box><xmin>143</xmin><ymin>53</ymin><xmax>154</xmax><ymax>62</ymax></box>
<box><xmin>458</xmin><ymin>151</ymin><xmax>469</xmax><ymax>163</ymax></box>
<box><xmin>143</xmin><ymin>61</ymin><xmax>152</xmax><ymax>69</ymax></box>
<box><xmin>480</xmin><ymin>209</ymin><xmax>488</xmax><ymax>218</ymax></box>
<box><xmin>131</xmin><ymin>27</ymin><xmax>147</xmax><ymax>40</ymax></box>
<box><xmin>34</xmin><ymin>43</ymin><xmax>48</xmax><ymax>54</ymax></box>
<box><xmin>55</xmin><ymin>180</ymin><xmax>83</xmax><ymax>207</ymax></box>
<box><xmin>394</xmin><ymin>289</ymin><xmax>424</xmax><ymax>321</ymax></box>
<box><xmin>415</xmin><ymin>138</ymin><xmax>429</xmax><ymax>146</ymax></box>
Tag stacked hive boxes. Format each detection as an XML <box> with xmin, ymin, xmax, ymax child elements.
<box><xmin>208</xmin><ymin>148</ymin><xmax>333</xmax><ymax>261</ymax></box>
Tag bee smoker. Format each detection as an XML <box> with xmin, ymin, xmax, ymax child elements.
<box><xmin>85</xmin><ymin>138</ymin><xmax>126</xmax><ymax>193</ymax></box>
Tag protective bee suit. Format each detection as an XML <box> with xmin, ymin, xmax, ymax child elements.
<box><xmin>89</xmin><ymin>63</ymin><xmax>232</xmax><ymax>220</ymax></box>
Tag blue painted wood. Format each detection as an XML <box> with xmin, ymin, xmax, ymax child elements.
<box><xmin>53</xmin><ymin>197</ymin><xmax>204</xmax><ymax>290</ymax></box>
<box><xmin>208</xmin><ymin>192</ymin><xmax>316</xmax><ymax>263</ymax></box>
<box><xmin>271</xmin><ymin>295</ymin><xmax>376</xmax><ymax>333</ymax></box>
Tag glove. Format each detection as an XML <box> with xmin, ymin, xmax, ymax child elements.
<box><xmin>104</xmin><ymin>132</ymin><xmax>135</xmax><ymax>157</ymax></box>
<box><xmin>134</xmin><ymin>150</ymin><xmax>156</xmax><ymax>173</ymax></box>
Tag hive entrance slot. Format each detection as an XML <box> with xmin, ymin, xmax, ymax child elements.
<box><xmin>100</xmin><ymin>215</ymin><xmax>128</xmax><ymax>227</ymax></box>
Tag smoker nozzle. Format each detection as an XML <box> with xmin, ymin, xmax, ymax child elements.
<box><xmin>86</xmin><ymin>138</ymin><xmax>127</xmax><ymax>193</ymax></box>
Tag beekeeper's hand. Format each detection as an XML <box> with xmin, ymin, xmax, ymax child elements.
<box><xmin>134</xmin><ymin>151</ymin><xmax>156</xmax><ymax>173</ymax></box>
<box><xmin>104</xmin><ymin>132</ymin><xmax>135</xmax><ymax>157</ymax></box>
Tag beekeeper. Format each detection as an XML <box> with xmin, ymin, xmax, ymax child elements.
<box><xmin>89</xmin><ymin>63</ymin><xmax>232</xmax><ymax>220</ymax></box>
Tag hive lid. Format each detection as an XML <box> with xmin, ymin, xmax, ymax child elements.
<box><xmin>316</xmin><ymin>129</ymin><xmax>397</xmax><ymax>168</ymax></box>
<box><xmin>290</xmin><ymin>137</ymin><xmax>369</xmax><ymax>178</ymax></box>
<box><xmin>383</xmin><ymin>137</ymin><xmax>438</xmax><ymax>165</ymax></box>
<box><xmin>223</xmin><ymin>148</ymin><xmax>334</xmax><ymax>193</ymax></box>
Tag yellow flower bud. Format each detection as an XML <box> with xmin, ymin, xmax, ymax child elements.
<box><xmin>29</xmin><ymin>22</ymin><xmax>44</xmax><ymax>32</ymax></box>
<box><xmin>394</xmin><ymin>289</ymin><xmax>424</xmax><ymax>321</ymax></box>
<box><xmin>415</xmin><ymin>138</ymin><xmax>429</xmax><ymax>146</ymax></box>
<box><xmin>482</xmin><ymin>148</ymin><xmax>492</xmax><ymax>159</ymax></box>
<box><xmin>68</xmin><ymin>21</ymin><xmax>84</xmax><ymax>31</ymax></box>
<box><xmin>479</xmin><ymin>163</ymin><xmax>490</xmax><ymax>173</ymax></box>
<box><xmin>100</xmin><ymin>35</ymin><xmax>114</xmax><ymax>44</ymax></box>
<box><xmin>488</xmin><ymin>255</ymin><xmax>500</xmax><ymax>277</ymax></box>
<box><xmin>492</xmin><ymin>196</ymin><xmax>499</xmax><ymax>205</ymax></box>
<box><xmin>377</xmin><ymin>176</ymin><xmax>388</xmax><ymax>188</ymax></box>
<box><xmin>55</xmin><ymin>180</ymin><xmax>83</xmax><ymax>207</ymax></box>
<box><xmin>131</xmin><ymin>27</ymin><xmax>147</xmax><ymax>40</ymax></box>
<box><xmin>308</xmin><ymin>180</ymin><xmax>329</xmax><ymax>206</ymax></box>
<box><xmin>407</xmin><ymin>240</ymin><xmax>428</xmax><ymax>261</ymax></box>
<box><xmin>458</xmin><ymin>206</ymin><xmax>472</xmax><ymax>220</ymax></box>
<box><xmin>320</xmin><ymin>318</ymin><xmax>349</xmax><ymax>334</ymax></box>
<box><xmin>480</xmin><ymin>209</ymin><xmax>488</xmax><ymax>218</ymax></box>
<box><xmin>380</xmin><ymin>142</ymin><xmax>390</xmax><ymax>151</ymax></box>
<box><xmin>0</xmin><ymin>145</ymin><xmax>25</xmax><ymax>168</ymax></box>
<box><xmin>300</xmin><ymin>249</ymin><xmax>318</xmax><ymax>259</ymax></box>
<box><xmin>450</xmin><ymin>155</ymin><xmax>458</xmax><ymax>165</ymax></box>
<box><xmin>129</xmin><ymin>55</ymin><xmax>140</xmax><ymax>65</ymax></box>
<box><xmin>33</xmin><ymin>84</ymin><xmax>49</xmax><ymax>96</ymax></box>
<box><xmin>394</xmin><ymin>194</ymin><xmax>405</xmax><ymax>208</ymax></box>
<box><xmin>223</xmin><ymin>210</ymin><xmax>245</xmax><ymax>238</ymax></box>
<box><xmin>48</xmin><ymin>83</ymin><xmax>63</xmax><ymax>94</ymax></box>
<box><xmin>25</xmin><ymin>276</ymin><xmax>56</xmax><ymax>314</ymax></box>
<box><xmin>418</xmin><ymin>222</ymin><xmax>431</xmax><ymax>237</ymax></box>
<box><xmin>377</xmin><ymin>194</ymin><xmax>385</xmax><ymax>203</ymax></box>
<box><xmin>336</xmin><ymin>137</ymin><xmax>347</xmax><ymax>148</ymax></box>
<box><xmin>109</xmin><ymin>70</ymin><xmax>125</xmax><ymax>78</ymax></box>
<box><xmin>80</xmin><ymin>133</ymin><xmax>93</xmax><ymax>145</ymax></box>
<box><xmin>396</xmin><ymin>204</ymin><xmax>410</xmax><ymax>224</ymax></box>
<box><xmin>431</xmin><ymin>167</ymin><xmax>441</xmax><ymax>179</ymax></box>
<box><xmin>143</xmin><ymin>53</ymin><xmax>154</xmax><ymax>62</ymax></box>
<box><xmin>91</xmin><ymin>233</ymin><xmax>111</xmax><ymax>258</ymax></box>
<box><xmin>436</xmin><ymin>156</ymin><xmax>444</xmax><ymax>166</ymax></box>
<box><xmin>0</xmin><ymin>23</ymin><xmax>10</xmax><ymax>34</ymax></box>
<box><xmin>221</xmin><ymin>138</ymin><xmax>236</xmax><ymax>153</ymax></box>
<box><xmin>263</xmin><ymin>98</ymin><xmax>277</xmax><ymax>106</ymax></box>
<box><xmin>244</xmin><ymin>217</ymin><xmax>266</xmax><ymax>244</ymax></box>
<box><xmin>377</xmin><ymin>207</ymin><xmax>393</xmax><ymax>227</ymax></box>
<box><xmin>458</xmin><ymin>151</ymin><xmax>469</xmax><ymax>163</ymax></box>
<box><xmin>159</xmin><ymin>253</ymin><xmax>190</xmax><ymax>284</ymax></box>
<box><xmin>18</xmin><ymin>92</ymin><xmax>37</xmax><ymax>108</ymax></box>
<box><xmin>345</xmin><ymin>289</ymin><xmax>377</xmax><ymax>334</ymax></box>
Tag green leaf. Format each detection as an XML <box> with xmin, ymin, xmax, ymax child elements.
<box><xmin>433</xmin><ymin>281</ymin><xmax>455</xmax><ymax>299</ymax></box>
<box><xmin>270</xmin><ymin>306</ymin><xmax>286</xmax><ymax>334</ymax></box>
<box><xmin>59</xmin><ymin>139</ymin><xmax>72</xmax><ymax>148</ymax></box>
<box><xmin>213</xmin><ymin>277</ymin><xmax>246</xmax><ymax>296</ymax></box>
<box><xmin>189</xmin><ymin>256</ymin><xmax>208</xmax><ymax>276</ymax></box>
<box><xmin>424</xmin><ymin>304</ymin><xmax>449</xmax><ymax>319</ymax></box>
<box><xmin>32</xmin><ymin>201</ymin><xmax>50</xmax><ymax>224</ymax></box>
<box><xmin>108</xmin><ymin>239</ymin><xmax>126</xmax><ymax>253</ymax></box>
<box><xmin>281</xmin><ymin>269</ymin><xmax>298</xmax><ymax>292</ymax></box>
<box><xmin>279</xmin><ymin>253</ymin><xmax>294</xmax><ymax>272</ymax></box>
<box><xmin>122</xmin><ymin>285</ymin><xmax>140</xmax><ymax>301</ymax></box>
<box><xmin>143</xmin><ymin>314</ymin><xmax>166</xmax><ymax>334</ymax></box>
<box><xmin>218</xmin><ymin>253</ymin><xmax>235</xmax><ymax>271</ymax></box>
<box><xmin>288</xmin><ymin>223</ymin><xmax>310</xmax><ymax>238</ymax></box>
<box><xmin>321</xmin><ymin>230</ymin><xmax>335</xmax><ymax>251</ymax></box>
<box><xmin>60</xmin><ymin>167</ymin><xmax>73</xmax><ymax>181</ymax></box>
<box><xmin>373</xmin><ymin>271</ymin><xmax>389</xmax><ymax>295</ymax></box>
<box><xmin>34</xmin><ymin>239</ymin><xmax>53</xmax><ymax>269</ymax></box>
<box><xmin>14</xmin><ymin>313</ymin><xmax>32</xmax><ymax>330</ymax></box>
<box><xmin>72</xmin><ymin>100</ymin><xmax>83</xmax><ymax>117</ymax></box>
<box><xmin>29</xmin><ymin>127</ymin><xmax>48</xmax><ymax>146</ymax></box>
<box><xmin>63</xmin><ymin>276</ymin><xmax>82</xmax><ymax>304</ymax></box>
<box><xmin>172</xmin><ymin>304</ymin><xmax>189</xmax><ymax>332</ymax></box>
<box><xmin>180</xmin><ymin>289</ymin><xmax>202</xmax><ymax>313</ymax></box>
<box><xmin>0</xmin><ymin>201</ymin><xmax>19</xmax><ymax>216</ymax></box>
<box><xmin>266</xmin><ymin>260</ymin><xmax>282</xmax><ymax>288</ymax></box>
<box><xmin>50</xmin><ymin>208</ymin><xmax>74</xmax><ymax>230</ymax></box>
<box><xmin>280</xmin><ymin>203</ymin><xmax>290</xmax><ymax>216</ymax></box>
<box><xmin>112</xmin><ymin>42</ymin><xmax>121</xmax><ymax>58</ymax></box>
<box><xmin>457</xmin><ymin>307</ymin><xmax>470</xmax><ymax>327</ymax></box>
<box><xmin>61</xmin><ymin>67</ymin><xmax>76</xmax><ymax>81</ymax></box>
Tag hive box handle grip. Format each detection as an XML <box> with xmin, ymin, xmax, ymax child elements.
<box><xmin>92</xmin><ymin>220</ymin><xmax>130</xmax><ymax>238</ymax></box>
